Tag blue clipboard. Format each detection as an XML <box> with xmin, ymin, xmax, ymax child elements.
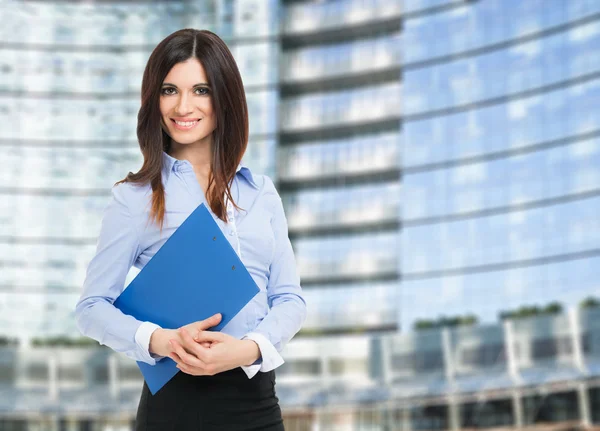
<box><xmin>113</xmin><ymin>202</ymin><xmax>259</xmax><ymax>395</ymax></box>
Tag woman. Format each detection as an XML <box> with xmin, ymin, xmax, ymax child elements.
<box><xmin>75</xmin><ymin>28</ymin><xmax>307</xmax><ymax>430</ymax></box>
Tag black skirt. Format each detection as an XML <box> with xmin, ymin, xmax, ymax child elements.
<box><xmin>135</xmin><ymin>367</ymin><xmax>285</xmax><ymax>431</ymax></box>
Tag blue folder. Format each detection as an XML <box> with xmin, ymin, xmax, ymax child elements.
<box><xmin>113</xmin><ymin>202</ymin><xmax>259</xmax><ymax>395</ymax></box>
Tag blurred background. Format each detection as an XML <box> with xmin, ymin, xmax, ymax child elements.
<box><xmin>0</xmin><ymin>0</ymin><xmax>599</xmax><ymax>429</ymax></box>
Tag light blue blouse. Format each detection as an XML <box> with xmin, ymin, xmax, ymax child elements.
<box><xmin>75</xmin><ymin>151</ymin><xmax>307</xmax><ymax>379</ymax></box>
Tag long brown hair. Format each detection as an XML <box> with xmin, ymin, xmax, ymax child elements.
<box><xmin>115</xmin><ymin>29</ymin><xmax>249</xmax><ymax>232</ymax></box>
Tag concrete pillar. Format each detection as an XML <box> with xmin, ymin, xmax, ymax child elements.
<box><xmin>401</xmin><ymin>405</ymin><xmax>411</xmax><ymax>431</ymax></box>
<box><xmin>311</xmin><ymin>409</ymin><xmax>321</xmax><ymax>431</ymax></box>
<box><xmin>503</xmin><ymin>320</ymin><xmax>521</xmax><ymax>384</ymax></box>
<box><xmin>320</xmin><ymin>354</ymin><xmax>330</xmax><ymax>386</ymax></box>
<box><xmin>578</xmin><ymin>381</ymin><xmax>591</xmax><ymax>427</ymax></box>
<box><xmin>441</xmin><ymin>328</ymin><xmax>455</xmax><ymax>384</ymax></box>
<box><xmin>381</xmin><ymin>338</ymin><xmax>393</xmax><ymax>385</ymax></box>
<box><xmin>569</xmin><ymin>307</ymin><xmax>588</xmax><ymax>374</ymax></box>
<box><xmin>448</xmin><ymin>398</ymin><xmax>461</xmax><ymax>431</ymax></box>
<box><xmin>512</xmin><ymin>390</ymin><xmax>524</xmax><ymax>428</ymax></box>
<box><xmin>48</xmin><ymin>354</ymin><xmax>58</xmax><ymax>402</ymax></box>
<box><xmin>108</xmin><ymin>355</ymin><xmax>119</xmax><ymax>400</ymax></box>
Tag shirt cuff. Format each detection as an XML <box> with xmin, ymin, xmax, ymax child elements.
<box><xmin>134</xmin><ymin>321</ymin><xmax>165</xmax><ymax>365</ymax></box>
<box><xmin>240</xmin><ymin>332</ymin><xmax>284</xmax><ymax>379</ymax></box>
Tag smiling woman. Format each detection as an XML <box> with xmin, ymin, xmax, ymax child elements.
<box><xmin>124</xmin><ymin>28</ymin><xmax>249</xmax><ymax>229</ymax></box>
<box><xmin>74</xmin><ymin>28</ymin><xmax>306</xmax><ymax>431</ymax></box>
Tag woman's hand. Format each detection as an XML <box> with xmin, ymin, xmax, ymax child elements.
<box><xmin>169</xmin><ymin>327</ymin><xmax>261</xmax><ymax>376</ymax></box>
<box><xmin>149</xmin><ymin>313</ymin><xmax>222</xmax><ymax>358</ymax></box>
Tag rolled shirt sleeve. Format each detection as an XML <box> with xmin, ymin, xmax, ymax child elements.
<box><xmin>74</xmin><ymin>184</ymin><xmax>162</xmax><ymax>365</ymax></box>
<box><xmin>240</xmin><ymin>176</ymin><xmax>308</xmax><ymax>378</ymax></box>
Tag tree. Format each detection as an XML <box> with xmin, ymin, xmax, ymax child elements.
<box><xmin>0</xmin><ymin>336</ymin><xmax>19</xmax><ymax>347</ymax></box>
<box><xmin>580</xmin><ymin>296</ymin><xmax>600</xmax><ymax>309</ymax></box>
<box><xmin>413</xmin><ymin>314</ymin><xmax>478</xmax><ymax>331</ymax></box>
<box><xmin>31</xmin><ymin>336</ymin><xmax>99</xmax><ymax>347</ymax></box>
<box><xmin>499</xmin><ymin>302</ymin><xmax>563</xmax><ymax>321</ymax></box>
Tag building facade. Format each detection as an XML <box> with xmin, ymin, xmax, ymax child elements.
<box><xmin>1</xmin><ymin>0</ymin><xmax>599</xmax><ymax>429</ymax></box>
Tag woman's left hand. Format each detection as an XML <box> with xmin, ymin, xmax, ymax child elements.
<box><xmin>168</xmin><ymin>327</ymin><xmax>260</xmax><ymax>376</ymax></box>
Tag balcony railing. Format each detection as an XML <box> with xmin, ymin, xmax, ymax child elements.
<box><xmin>297</xmin><ymin>253</ymin><xmax>398</xmax><ymax>281</ymax></box>
<box><xmin>302</xmin><ymin>306</ymin><xmax>397</xmax><ymax>331</ymax></box>
<box><xmin>279</xmin><ymin>83</ymin><xmax>401</xmax><ymax>132</ymax></box>
<box><xmin>287</xmin><ymin>201</ymin><xmax>399</xmax><ymax>232</ymax></box>
<box><xmin>277</xmin><ymin>132</ymin><xmax>400</xmax><ymax>182</ymax></box>
<box><xmin>281</xmin><ymin>34</ymin><xmax>401</xmax><ymax>84</ymax></box>
<box><xmin>282</xmin><ymin>0</ymin><xmax>402</xmax><ymax>36</ymax></box>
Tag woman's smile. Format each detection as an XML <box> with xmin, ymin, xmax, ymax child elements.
<box><xmin>171</xmin><ymin>118</ymin><xmax>201</xmax><ymax>130</ymax></box>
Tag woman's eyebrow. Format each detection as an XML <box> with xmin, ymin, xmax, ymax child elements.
<box><xmin>162</xmin><ymin>82</ymin><xmax>210</xmax><ymax>88</ymax></box>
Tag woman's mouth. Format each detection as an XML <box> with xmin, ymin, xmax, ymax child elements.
<box><xmin>171</xmin><ymin>118</ymin><xmax>200</xmax><ymax>130</ymax></box>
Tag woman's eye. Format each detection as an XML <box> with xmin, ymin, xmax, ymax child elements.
<box><xmin>161</xmin><ymin>87</ymin><xmax>208</xmax><ymax>95</ymax></box>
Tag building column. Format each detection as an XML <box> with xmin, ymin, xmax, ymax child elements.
<box><xmin>578</xmin><ymin>382</ymin><xmax>591</xmax><ymax>428</ymax></box>
<box><xmin>311</xmin><ymin>410</ymin><xmax>321</xmax><ymax>431</ymax></box>
<box><xmin>381</xmin><ymin>338</ymin><xmax>393</xmax><ymax>385</ymax></box>
<box><xmin>569</xmin><ymin>306</ymin><xmax>588</xmax><ymax>374</ymax></box>
<box><xmin>448</xmin><ymin>398</ymin><xmax>461</xmax><ymax>431</ymax></box>
<box><xmin>512</xmin><ymin>390</ymin><xmax>524</xmax><ymax>428</ymax></box>
<box><xmin>442</xmin><ymin>328</ymin><xmax>460</xmax><ymax>430</ymax></box>
<box><xmin>503</xmin><ymin>320</ymin><xmax>521</xmax><ymax>384</ymax></box>
<box><xmin>441</xmin><ymin>328</ymin><xmax>455</xmax><ymax>384</ymax></box>
<box><xmin>320</xmin><ymin>354</ymin><xmax>330</xmax><ymax>386</ymax></box>
<box><xmin>48</xmin><ymin>354</ymin><xmax>58</xmax><ymax>402</ymax></box>
<box><xmin>108</xmin><ymin>355</ymin><xmax>119</xmax><ymax>400</ymax></box>
<box><xmin>401</xmin><ymin>405</ymin><xmax>411</xmax><ymax>431</ymax></box>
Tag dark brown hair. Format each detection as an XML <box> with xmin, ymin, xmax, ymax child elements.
<box><xmin>115</xmin><ymin>29</ymin><xmax>248</xmax><ymax>232</ymax></box>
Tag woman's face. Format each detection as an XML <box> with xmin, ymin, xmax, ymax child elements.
<box><xmin>159</xmin><ymin>58</ymin><xmax>217</xmax><ymax>147</ymax></box>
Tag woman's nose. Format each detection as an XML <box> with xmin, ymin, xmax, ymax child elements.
<box><xmin>175</xmin><ymin>93</ymin><xmax>193</xmax><ymax>115</ymax></box>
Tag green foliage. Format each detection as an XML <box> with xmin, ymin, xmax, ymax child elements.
<box><xmin>30</xmin><ymin>336</ymin><xmax>100</xmax><ymax>347</ymax></box>
<box><xmin>0</xmin><ymin>336</ymin><xmax>19</xmax><ymax>347</ymax></box>
<box><xmin>499</xmin><ymin>302</ymin><xmax>563</xmax><ymax>321</ymax></box>
<box><xmin>413</xmin><ymin>314</ymin><xmax>478</xmax><ymax>331</ymax></box>
<box><xmin>580</xmin><ymin>296</ymin><xmax>600</xmax><ymax>309</ymax></box>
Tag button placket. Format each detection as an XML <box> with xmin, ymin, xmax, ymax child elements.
<box><xmin>226</xmin><ymin>197</ymin><xmax>242</xmax><ymax>259</ymax></box>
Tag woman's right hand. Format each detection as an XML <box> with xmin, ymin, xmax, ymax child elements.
<box><xmin>149</xmin><ymin>313</ymin><xmax>222</xmax><ymax>358</ymax></box>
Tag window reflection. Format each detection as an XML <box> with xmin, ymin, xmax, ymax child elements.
<box><xmin>296</xmin><ymin>232</ymin><xmax>400</xmax><ymax>280</ymax></box>
<box><xmin>402</xmin><ymin>78</ymin><xmax>600</xmax><ymax>167</ymax></box>
<box><xmin>284</xmin><ymin>182</ymin><xmax>400</xmax><ymax>230</ymax></box>
<box><xmin>282</xmin><ymin>33</ymin><xmax>401</xmax><ymax>83</ymax></box>
<box><xmin>404</xmin><ymin>20</ymin><xmax>600</xmax><ymax>115</ymax></box>
<box><xmin>302</xmin><ymin>282</ymin><xmax>398</xmax><ymax>329</ymax></box>
<box><xmin>282</xmin><ymin>0</ymin><xmax>401</xmax><ymax>35</ymax></box>
<box><xmin>281</xmin><ymin>82</ymin><xmax>401</xmax><ymax>131</ymax></box>
<box><xmin>404</xmin><ymin>0</ymin><xmax>600</xmax><ymax>62</ymax></box>
<box><xmin>403</xmin><ymin>136</ymin><xmax>600</xmax><ymax>220</ymax></box>
<box><xmin>400</xmin><ymin>256</ymin><xmax>600</xmax><ymax>330</ymax></box>
<box><xmin>279</xmin><ymin>132</ymin><xmax>400</xmax><ymax>181</ymax></box>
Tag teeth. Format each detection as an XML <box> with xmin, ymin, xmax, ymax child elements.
<box><xmin>175</xmin><ymin>120</ymin><xmax>198</xmax><ymax>127</ymax></box>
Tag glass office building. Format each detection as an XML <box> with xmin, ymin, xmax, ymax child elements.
<box><xmin>400</xmin><ymin>0</ymin><xmax>600</xmax><ymax>331</ymax></box>
<box><xmin>0</xmin><ymin>0</ymin><xmax>280</xmax><ymax>342</ymax></box>
<box><xmin>1</xmin><ymin>0</ymin><xmax>599</xmax><ymax>429</ymax></box>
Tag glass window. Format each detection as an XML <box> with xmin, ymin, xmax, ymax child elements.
<box><xmin>404</xmin><ymin>0</ymin><xmax>600</xmax><ymax>62</ymax></box>
<box><xmin>403</xmin><ymin>136</ymin><xmax>599</xmax><ymax>220</ymax></box>
<box><xmin>400</xmin><ymin>256</ymin><xmax>600</xmax><ymax>330</ymax></box>
<box><xmin>403</xmin><ymin>77</ymin><xmax>600</xmax><ymax>166</ymax></box>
